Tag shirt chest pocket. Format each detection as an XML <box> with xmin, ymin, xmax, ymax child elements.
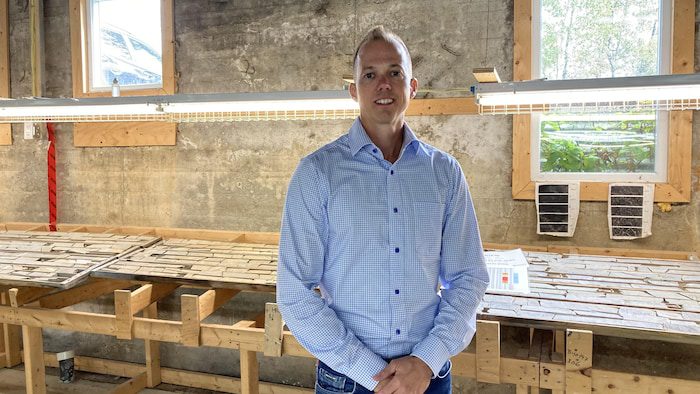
<box><xmin>413</xmin><ymin>201</ymin><xmax>445</xmax><ymax>260</ymax></box>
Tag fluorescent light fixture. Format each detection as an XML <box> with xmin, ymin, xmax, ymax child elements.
<box><xmin>0</xmin><ymin>90</ymin><xmax>359</xmax><ymax>123</ymax></box>
<box><xmin>475</xmin><ymin>73</ymin><xmax>700</xmax><ymax>114</ymax></box>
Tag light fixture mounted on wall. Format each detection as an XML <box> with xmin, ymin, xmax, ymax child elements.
<box><xmin>0</xmin><ymin>91</ymin><xmax>360</xmax><ymax>123</ymax></box>
<box><xmin>474</xmin><ymin>73</ymin><xmax>700</xmax><ymax>114</ymax></box>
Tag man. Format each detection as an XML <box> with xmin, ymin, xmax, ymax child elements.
<box><xmin>277</xmin><ymin>26</ymin><xmax>489</xmax><ymax>394</ymax></box>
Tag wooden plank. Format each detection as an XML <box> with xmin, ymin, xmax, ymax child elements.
<box><xmin>405</xmin><ymin>97</ymin><xmax>478</xmax><ymax>116</ymax></box>
<box><xmin>473</xmin><ymin>67</ymin><xmax>502</xmax><ymax>83</ymax></box>
<box><xmin>181</xmin><ymin>294</ymin><xmax>201</xmax><ymax>346</ymax></box>
<box><xmin>111</xmin><ymin>371</ymin><xmax>147</xmax><ymax>394</ymax></box>
<box><xmin>263</xmin><ymin>303</ymin><xmax>283</xmax><ymax>357</ymax></box>
<box><xmin>39</xmin><ymin>278</ymin><xmax>133</xmax><ymax>309</ymax></box>
<box><xmin>114</xmin><ymin>290</ymin><xmax>134</xmax><ymax>340</ymax></box>
<box><xmin>143</xmin><ymin>303</ymin><xmax>161</xmax><ymax>388</ymax></box>
<box><xmin>6</xmin><ymin>287</ymin><xmax>53</xmax><ymax>307</ymax></box>
<box><xmin>131</xmin><ymin>283</ymin><xmax>179</xmax><ymax>315</ymax></box>
<box><xmin>29</xmin><ymin>0</ymin><xmax>44</xmax><ymax>97</ymax></box>
<box><xmin>0</xmin><ymin>124</ymin><xmax>10</xmax><ymax>145</ymax></box>
<box><xmin>69</xmin><ymin>0</ymin><xmax>86</xmax><ymax>95</ymax></box>
<box><xmin>511</xmin><ymin>114</ymin><xmax>532</xmax><ymax>199</ymax></box>
<box><xmin>0</xmin><ymin>291</ymin><xmax>21</xmax><ymax>367</ymax></box>
<box><xmin>591</xmin><ymin>368</ymin><xmax>700</xmax><ymax>393</ymax></box>
<box><xmin>240</xmin><ymin>349</ymin><xmax>259</xmax><ymax>394</ymax></box>
<box><xmin>476</xmin><ymin>320</ymin><xmax>500</xmax><ymax>383</ymax></box>
<box><xmin>22</xmin><ymin>325</ymin><xmax>46</xmax><ymax>394</ymax></box>
<box><xmin>0</xmin><ymin>0</ymin><xmax>9</xmax><ymax>148</ymax></box>
<box><xmin>42</xmin><ymin>353</ymin><xmax>313</xmax><ymax>394</ymax></box>
<box><xmin>160</xmin><ymin>0</ymin><xmax>175</xmax><ymax>95</ymax></box>
<box><xmin>198</xmin><ymin>289</ymin><xmax>239</xmax><ymax>321</ymax></box>
<box><xmin>565</xmin><ymin>329</ymin><xmax>592</xmax><ymax>393</ymax></box>
<box><xmin>73</xmin><ymin>122</ymin><xmax>177</xmax><ymax>147</ymax></box>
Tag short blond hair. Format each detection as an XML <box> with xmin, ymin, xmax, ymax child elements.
<box><xmin>352</xmin><ymin>26</ymin><xmax>412</xmax><ymax>80</ymax></box>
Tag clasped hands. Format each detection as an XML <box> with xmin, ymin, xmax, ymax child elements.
<box><xmin>373</xmin><ymin>355</ymin><xmax>432</xmax><ymax>394</ymax></box>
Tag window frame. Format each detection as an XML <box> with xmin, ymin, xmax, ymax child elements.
<box><xmin>69</xmin><ymin>0</ymin><xmax>175</xmax><ymax>98</ymax></box>
<box><xmin>512</xmin><ymin>0</ymin><xmax>694</xmax><ymax>202</ymax></box>
<box><xmin>0</xmin><ymin>0</ymin><xmax>10</xmax><ymax>145</ymax></box>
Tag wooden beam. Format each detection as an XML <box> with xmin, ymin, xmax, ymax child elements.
<box><xmin>0</xmin><ymin>0</ymin><xmax>9</xmax><ymax>146</ymax></box>
<box><xmin>181</xmin><ymin>294</ymin><xmax>201</xmax><ymax>346</ymax></box>
<box><xmin>144</xmin><ymin>303</ymin><xmax>161</xmax><ymax>388</ymax></box>
<box><xmin>565</xmin><ymin>329</ymin><xmax>592</xmax><ymax>393</ymax></box>
<box><xmin>29</xmin><ymin>0</ymin><xmax>44</xmax><ymax>97</ymax></box>
<box><xmin>22</xmin><ymin>326</ymin><xmax>46</xmax><ymax>394</ymax></box>
<box><xmin>6</xmin><ymin>287</ymin><xmax>54</xmax><ymax>307</ymax></box>
<box><xmin>111</xmin><ymin>372</ymin><xmax>147</xmax><ymax>394</ymax></box>
<box><xmin>39</xmin><ymin>278</ymin><xmax>133</xmax><ymax>309</ymax></box>
<box><xmin>406</xmin><ymin>97</ymin><xmax>478</xmax><ymax>116</ymax></box>
<box><xmin>263</xmin><ymin>303</ymin><xmax>283</xmax><ymax>357</ymax></box>
<box><xmin>473</xmin><ymin>67</ymin><xmax>502</xmax><ymax>83</ymax></box>
<box><xmin>0</xmin><ymin>291</ymin><xmax>21</xmax><ymax>367</ymax></box>
<box><xmin>240</xmin><ymin>348</ymin><xmax>259</xmax><ymax>394</ymax></box>
<box><xmin>42</xmin><ymin>353</ymin><xmax>313</xmax><ymax>394</ymax></box>
<box><xmin>73</xmin><ymin>122</ymin><xmax>177</xmax><ymax>147</ymax></box>
<box><xmin>131</xmin><ymin>283</ymin><xmax>179</xmax><ymax>314</ymax></box>
<box><xmin>198</xmin><ymin>289</ymin><xmax>239</xmax><ymax>321</ymax></box>
<box><xmin>476</xmin><ymin>320</ymin><xmax>501</xmax><ymax>384</ymax></box>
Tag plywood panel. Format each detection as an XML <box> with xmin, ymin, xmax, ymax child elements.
<box><xmin>73</xmin><ymin>122</ymin><xmax>176</xmax><ymax>147</ymax></box>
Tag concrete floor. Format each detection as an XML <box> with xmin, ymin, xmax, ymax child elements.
<box><xmin>0</xmin><ymin>367</ymin><xmax>218</xmax><ymax>394</ymax></box>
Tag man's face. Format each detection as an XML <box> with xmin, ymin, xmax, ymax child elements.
<box><xmin>350</xmin><ymin>39</ymin><xmax>417</xmax><ymax>131</ymax></box>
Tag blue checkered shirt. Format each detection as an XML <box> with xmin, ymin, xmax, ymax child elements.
<box><xmin>277</xmin><ymin>118</ymin><xmax>489</xmax><ymax>390</ymax></box>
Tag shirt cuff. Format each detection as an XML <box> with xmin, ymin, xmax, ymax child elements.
<box><xmin>346</xmin><ymin>346</ymin><xmax>388</xmax><ymax>391</ymax></box>
<box><xmin>411</xmin><ymin>335</ymin><xmax>451</xmax><ymax>377</ymax></box>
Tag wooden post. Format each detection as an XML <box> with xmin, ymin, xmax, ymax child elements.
<box><xmin>181</xmin><ymin>294</ymin><xmax>201</xmax><ymax>347</ymax></box>
<box><xmin>1</xmin><ymin>291</ymin><xmax>21</xmax><ymax>367</ymax></box>
<box><xmin>144</xmin><ymin>303</ymin><xmax>161</xmax><ymax>387</ymax></box>
<box><xmin>115</xmin><ymin>290</ymin><xmax>134</xmax><ymax>339</ymax></box>
<box><xmin>263</xmin><ymin>303</ymin><xmax>283</xmax><ymax>357</ymax></box>
<box><xmin>565</xmin><ymin>329</ymin><xmax>593</xmax><ymax>393</ymax></box>
<box><xmin>23</xmin><ymin>326</ymin><xmax>46</xmax><ymax>394</ymax></box>
<box><xmin>240</xmin><ymin>348</ymin><xmax>259</xmax><ymax>394</ymax></box>
<box><xmin>476</xmin><ymin>320</ymin><xmax>501</xmax><ymax>384</ymax></box>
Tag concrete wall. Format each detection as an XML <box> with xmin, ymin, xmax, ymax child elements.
<box><xmin>2</xmin><ymin>0</ymin><xmax>698</xmax><ymax>251</ymax></box>
<box><xmin>1</xmin><ymin>0</ymin><xmax>700</xmax><ymax>391</ymax></box>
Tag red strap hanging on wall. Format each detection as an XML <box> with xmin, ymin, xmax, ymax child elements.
<box><xmin>47</xmin><ymin>123</ymin><xmax>57</xmax><ymax>231</ymax></box>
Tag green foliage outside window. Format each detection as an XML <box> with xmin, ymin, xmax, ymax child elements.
<box><xmin>540</xmin><ymin>117</ymin><xmax>656</xmax><ymax>173</ymax></box>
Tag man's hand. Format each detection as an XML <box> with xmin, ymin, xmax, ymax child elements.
<box><xmin>372</xmin><ymin>356</ymin><xmax>432</xmax><ymax>394</ymax></box>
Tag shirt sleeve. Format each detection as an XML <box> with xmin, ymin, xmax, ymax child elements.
<box><xmin>276</xmin><ymin>157</ymin><xmax>388</xmax><ymax>390</ymax></box>
<box><xmin>411</xmin><ymin>158</ymin><xmax>490</xmax><ymax>377</ymax></box>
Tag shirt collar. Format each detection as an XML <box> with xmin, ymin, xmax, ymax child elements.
<box><xmin>348</xmin><ymin>117</ymin><xmax>420</xmax><ymax>157</ymax></box>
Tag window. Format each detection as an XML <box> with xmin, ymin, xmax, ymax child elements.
<box><xmin>69</xmin><ymin>0</ymin><xmax>176</xmax><ymax>147</ymax></box>
<box><xmin>70</xmin><ymin>0</ymin><xmax>174</xmax><ymax>97</ymax></box>
<box><xmin>512</xmin><ymin>0</ymin><xmax>694</xmax><ymax>202</ymax></box>
<box><xmin>532</xmin><ymin>0</ymin><xmax>670</xmax><ymax>183</ymax></box>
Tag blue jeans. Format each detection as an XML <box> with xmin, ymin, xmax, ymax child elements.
<box><xmin>315</xmin><ymin>359</ymin><xmax>452</xmax><ymax>394</ymax></box>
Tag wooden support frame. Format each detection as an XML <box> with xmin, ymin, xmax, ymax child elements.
<box><xmin>0</xmin><ymin>298</ymin><xmax>698</xmax><ymax>393</ymax></box>
<box><xmin>511</xmin><ymin>0</ymin><xmax>695</xmax><ymax>202</ymax></box>
<box><xmin>115</xmin><ymin>283</ymin><xmax>179</xmax><ymax>339</ymax></box>
<box><xmin>0</xmin><ymin>291</ymin><xmax>21</xmax><ymax>367</ymax></box>
<box><xmin>7</xmin><ymin>289</ymin><xmax>46</xmax><ymax>394</ymax></box>
<box><xmin>263</xmin><ymin>303</ymin><xmax>284</xmax><ymax>357</ymax></box>
<box><xmin>111</xmin><ymin>372</ymin><xmax>147</xmax><ymax>394</ymax></box>
<box><xmin>476</xmin><ymin>320</ymin><xmax>501</xmax><ymax>383</ymax></box>
<box><xmin>565</xmin><ymin>329</ymin><xmax>593</xmax><ymax>393</ymax></box>
<box><xmin>181</xmin><ymin>289</ymin><xmax>239</xmax><ymax>346</ymax></box>
<box><xmin>143</xmin><ymin>303</ymin><xmax>161</xmax><ymax>388</ymax></box>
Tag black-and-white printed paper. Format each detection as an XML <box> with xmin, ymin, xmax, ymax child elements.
<box><xmin>608</xmin><ymin>183</ymin><xmax>654</xmax><ymax>240</ymax></box>
<box><xmin>536</xmin><ymin>182</ymin><xmax>580</xmax><ymax>237</ymax></box>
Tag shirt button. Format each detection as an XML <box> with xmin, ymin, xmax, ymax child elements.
<box><xmin>393</xmin><ymin>207</ymin><xmax>398</xmax><ymax>213</ymax></box>
<box><xmin>395</xmin><ymin>289</ymin><xmax>400</xmax><ymax>295</ymax></box>
<box><xmin>372</xmin><ymin>148</ymin><xmax>378</xmax><ymax>154</ymax></box>
<box><xmin>396</xmin><ymin>329</ymin><xmax>401</xmax><ymax>335</ymax></box>
<box><xmin>394</xmin><ymin>247</ymin><xmax>400</xmax><ymax>253</ymax></box>
<box><xmin>390</xmin><ymin>170</ymin><xmax>394</xmax><ymax>175</ymax></box>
